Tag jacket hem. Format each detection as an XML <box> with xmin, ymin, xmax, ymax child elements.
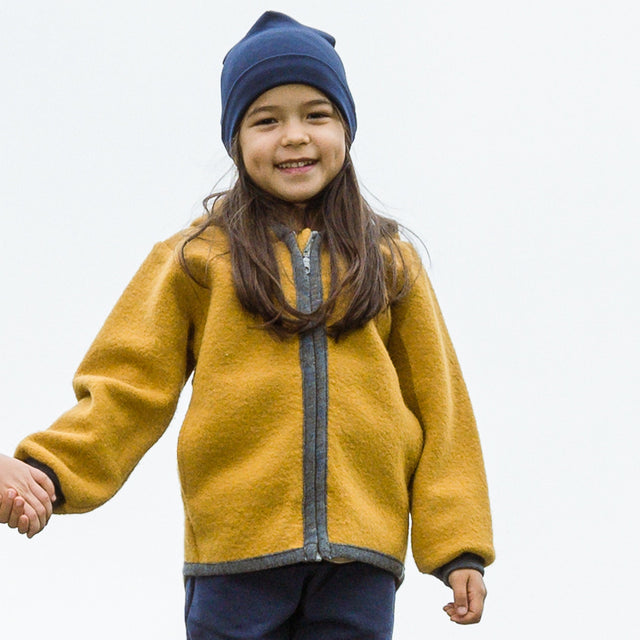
<box><xmin>328</xmin><ymin>544</ymin><xmax>405</xmax><ymax>584</ymax></box>
<box><xmin>184</xmin><ymin>549</ymin><xmax>311</xmax><ymax>577</ymax></box>
<box><xmin>183</xmin><ymin>545</ymin><xmax>405</xmax><ymax>585</ymax></box>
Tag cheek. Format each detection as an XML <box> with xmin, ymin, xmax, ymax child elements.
<box><xmin>331</xmin><ymin>127</ymin><xmax>347</xmax><ymax>165</ymax></box>
<box><xmin>331</xmin><ymin>137</ymin><xmax>347</xmax><ymax>172</ymax></box>
<box><xmin>238</xmin><ymin>127</ymin><xmax>258</xmax><ymax>157</ymax></box>
<box><xmin>238</xmin><ymin>138</ymin><xmax>265</xmax><ymax>179</ymax></box>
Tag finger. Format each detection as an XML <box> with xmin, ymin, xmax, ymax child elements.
<box><xmin>21</xmin><ymin>502</ymin><xmax>42</xmax><ymax>538</ymax></box>
<box><xmin>30</xmin><ymin>494</ymin><xmax>51</xmax><ymax>531</ymax></box>
<box><xmin>28</xmin><ymin>467</ymin><xmax>56</xmax><ymax>502</ymax></box>
<box><xmin>443</xmin><ymin>602</ymin><xmax>465</xmax><ymax>620</ymax></box>
<box><xmin>18</xmin><ymin>513</ymin><xmax>31</xmax><ymax>535</ymax></box>
<box><xmin>27</xmin><ymin>477</ymin><xmax>55</xmax><ymax>520</ymax></box>
<box><xmin>0</xmin><ymin>492</ymin><xmax>12</xmax><ymax>523</ymax></box>
<box><xmin>23</xmin><ymin>480</ymin><xmax>52</xmax><ymax>530</ymax></box>
<box><xmin>451</xmin><ymin>574</ymin><xmax>470</xmax><ymax>618</ymax></box>
<box><xmin>8</xmin><ymin>495</ymin><xmax>26</xmax><ymax>529</ymax></box>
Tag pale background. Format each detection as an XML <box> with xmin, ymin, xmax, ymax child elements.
<box><xmin>1</xmin><ymin>1</ymin><xmax>638</xmax><ymax>638</ymax></box>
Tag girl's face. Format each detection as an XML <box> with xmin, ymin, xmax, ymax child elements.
<box><xmin>238</xmin><ymin>84</ymin><xmax>346</xmax><ymax>206</ymax></box>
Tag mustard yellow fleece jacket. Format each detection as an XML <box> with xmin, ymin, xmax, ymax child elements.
<box><xmin>16</xmin><ymin>223</ymin><xmax>494</xmax><ymax>582</ymax></box>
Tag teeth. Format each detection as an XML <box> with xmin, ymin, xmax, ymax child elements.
<box><xmin>277</xmin><ymin>160</ymin><xmax>314</xmax><ymax>169</ymax></box>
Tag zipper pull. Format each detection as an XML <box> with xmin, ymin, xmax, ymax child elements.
<box><xmin>302</xmin><ymin>230</ymin><xmax>318</xmax><ymax>275</ymax></box>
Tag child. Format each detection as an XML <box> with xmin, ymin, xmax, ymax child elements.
<box><xmin>8</xmin><ymin>11</ymin><xmax>494</xmax><ymax>638</ymax></box>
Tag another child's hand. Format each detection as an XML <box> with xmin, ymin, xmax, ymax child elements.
<box><xmin>0</xmin><ymin>454</ymin><xmax>56</xmax><ymax>537</ymax></box>
<box><xmin>443</xmin><ymin>569</ymin><xmax>487</xmax><ymax>624</ymax></box>
<box><xmin>0</xmin><ymin>489</ymin><xmax>33</xmax><ymax>535</ymax></box>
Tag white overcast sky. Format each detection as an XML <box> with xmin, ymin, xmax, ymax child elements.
<box><xmin>1</xmin><ymin>2</ymin><xmax>638</xmax><ymax>638</ymax></box>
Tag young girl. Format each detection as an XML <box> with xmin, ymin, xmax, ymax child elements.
<box><xmin>6</xmin><ymin>11</ymin><xmax>494</xmax><ymax>638</ymax></box>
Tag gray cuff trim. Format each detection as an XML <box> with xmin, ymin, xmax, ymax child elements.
<box><xmin>432</xmin><ymin>552</ymin><xmax>485</xmax><ymax>587</ymax></box>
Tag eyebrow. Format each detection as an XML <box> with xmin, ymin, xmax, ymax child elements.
<box><xmin>245</xmin><ymin>98</ymin><xmax>334</xmax><ymax>119</ymax></box>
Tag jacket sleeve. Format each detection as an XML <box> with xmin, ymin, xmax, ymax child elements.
<box><xmin>15</xmin><ymin>241</ymin><xmax>201</xmax><ymax>514</ymax></box>
<box><xmin>387</xmin><ymin>247</ymin><xmax>495</xmax><ymax>575</ymax></box>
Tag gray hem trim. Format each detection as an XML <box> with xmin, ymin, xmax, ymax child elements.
<box><xmin>328</xmin><ymin>544</ymin><xmax>405</xmax><ymax>584</ymax></box>
<box><xmin>183</xmin><ymin>544</ymin><xmax>405</xmax><ymax>584</ymax></box>
<box><xmin>183</xmin><ymin>549</ymin><xmax>310</xmax><ymax>577</ymax></box>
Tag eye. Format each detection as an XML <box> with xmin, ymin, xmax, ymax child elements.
<box><xmin>253</xmin><ymin>117</ymin><xmax>278</xmax><ymax>126</ymax></box>
<box><xmin>307</xmin><ymin>111</ymin><xmax>332</xmax><ymax>121</ymax></box>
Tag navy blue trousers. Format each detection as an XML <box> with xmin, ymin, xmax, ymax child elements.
<box><xmin>185</xmin><ymin>562</ymin><xmax>396</xmax><ymax>640</ymax></box>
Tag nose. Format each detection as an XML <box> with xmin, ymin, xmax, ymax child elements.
<box><xmin>281</xmin><ymin>119</ymin><xmax>310</xmax><ymax>146</ymax></box>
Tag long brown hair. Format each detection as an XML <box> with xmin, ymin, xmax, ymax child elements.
<box><xmin>179</xmin><ymin>137</ymin><xmax>413</xmax><ymax>339</ymax></box>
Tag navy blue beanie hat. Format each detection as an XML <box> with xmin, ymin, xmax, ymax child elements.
<box><xmin>220</xmin><ymin>11</ymin><xmax>357</xmax><ymax>154</ymax></box>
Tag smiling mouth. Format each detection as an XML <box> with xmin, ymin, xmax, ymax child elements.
<box><xmin>275</xmin><ymin>160</ymin><xmax>317</xmax><ymax>169</ymax></box>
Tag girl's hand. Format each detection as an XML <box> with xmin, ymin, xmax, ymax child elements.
<box><xmin>0</xmin><ymin>454</ymin><xmax>56</xmax><ymax>537</ymax></box>
<box><xmin>443</xmin><ymin>569</ymin><xmax>487</xmax><ymax>624</ymax></box>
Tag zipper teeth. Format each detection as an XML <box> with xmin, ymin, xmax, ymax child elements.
<box><xmin>305</xmin><ymin>234</ymin><xmax>318</xmax><ymax>558</ymax></box>
<box><xmin>298</xmin><ymin>231</ymin><xmax>325</xmax><ymax>562</ymax></box>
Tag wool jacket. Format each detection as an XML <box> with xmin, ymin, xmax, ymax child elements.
<box><xmin>15</xmin><ymin>222</ymin><xmax>494</xmax><ymax>583</ymax></box>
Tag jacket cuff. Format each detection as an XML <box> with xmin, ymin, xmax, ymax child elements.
<box><xmin>432</xmin><ymin>553</ymin><xmax>485</xmax><ymax>587</ymax></box>
<box><xmin>24</xmin><ymin>458</ymin><xmax>66</xmax><ymax>507</ymax></box>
